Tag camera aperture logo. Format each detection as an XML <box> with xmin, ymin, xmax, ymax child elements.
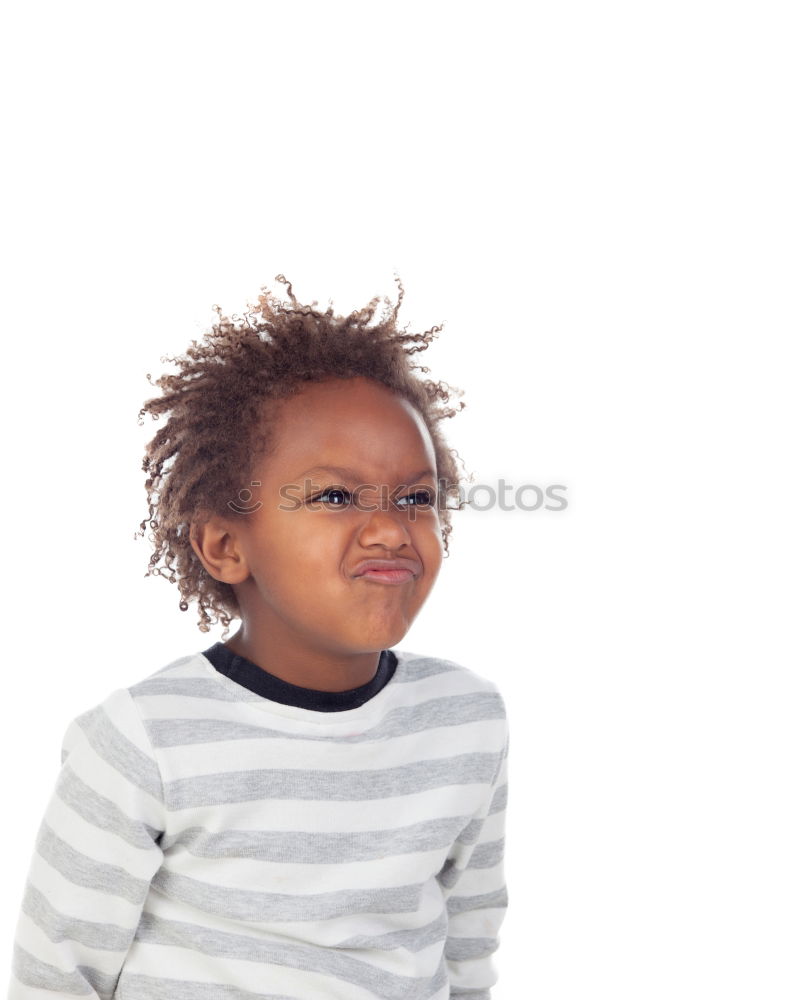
<box><xmin>227</xmin><ymin>482</ymin><xmax>262</xmax><ymax>514</ymax></box>
<box><xmin>227</xmin><ymin>478</ymin><xmax>568</xmax><ymax>517</ymax></box>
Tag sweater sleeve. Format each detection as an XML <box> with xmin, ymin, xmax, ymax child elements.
<box><xmin>7</xmin><ymin>688</ymin><xmax>166</xmax><ymax>999</ymax></box>
<box><xmin>443</xmin><ymin>718</ymin><xmax>510</xmax><ymax>1000</ymax></box>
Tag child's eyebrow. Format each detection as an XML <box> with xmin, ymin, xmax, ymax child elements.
<box><xmin>296</xmin><ymin>464</ymin><xmax>436</xmax><ymax>484</ymax></box>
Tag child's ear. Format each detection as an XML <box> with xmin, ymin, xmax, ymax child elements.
<box><xmin>189</xmin><ymin>515</ymin><xmax>250</xmax><ymax>585</ymax></box>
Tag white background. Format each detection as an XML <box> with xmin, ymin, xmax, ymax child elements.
<box><xmin>2</xmin><ymin>2</ymin><xmax>794</xmax><ymax>997</ymax></box>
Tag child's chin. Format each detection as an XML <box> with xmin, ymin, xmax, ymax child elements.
<box><xmin>349</xmin><ymin>618</ymin><xmax>412</xmax><ymax>651</ymax></box>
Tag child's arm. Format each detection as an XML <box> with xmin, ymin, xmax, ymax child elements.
<box><xmin>7</xmin><ymin>688</ymin><xmax>166</xmax><ymax>999</ymax></box>
<box><xmin>443</xmin><ymin>720</ymin><xmax>509</xmax><ymax>1000</ymax></box>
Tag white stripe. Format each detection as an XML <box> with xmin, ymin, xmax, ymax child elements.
<box><xmin>165</xmin><ymin>781</ymin><xmax>488</xmax><ymax>833</ymax></box>
<box><xmin>153</xmin><ymin>844</ymin><xmax>448</xmax><ymax>892</ymax></box>
<box><xmin>157</xmin><ymin>717</ymin><xmax>505</xmax><ymax>776</ymax></box>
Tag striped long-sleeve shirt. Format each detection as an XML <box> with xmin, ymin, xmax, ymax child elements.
<box><xmin>8</xmin><ymin>643</ymin><xmax>509</xmax><ymax>1000</ymax></box>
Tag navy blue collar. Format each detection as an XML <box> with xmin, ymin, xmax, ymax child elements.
<box><xmin>201</xmin><ymin>642</ymin><xmax>398</xmax><ymax>712</ymax></box>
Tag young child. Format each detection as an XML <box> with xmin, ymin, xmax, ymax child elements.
<box><xmin>8</xmin><ymin>276</ymin><xmax>509</xmax><ymax>1000</ymax></box>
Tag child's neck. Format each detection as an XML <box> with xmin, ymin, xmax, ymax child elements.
<box><xmin>224</xmin><ymin>627</ymin><xmax>383</xmax><ymax>693</ymax></box>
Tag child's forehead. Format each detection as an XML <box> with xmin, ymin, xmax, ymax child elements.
<box><xmin>272</xmin><ymin>421</ymin><xmax>437</xmax><ymax>480</ymax></box>
<box><xmin>293</xmin><ymin>461</ymin><xmax>437</xmax><ymax>486</ymax></box>
<box><xmin>269</xmin><ymin>376</ymin><xmax>427</xmax><ymax>436</ymax></box>
<box><xmin>260</xmin><ymin>378</ymin><xmax>437</xmax><ymax>479</ymax></box>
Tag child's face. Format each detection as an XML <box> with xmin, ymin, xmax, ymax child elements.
<box><xmin>223</xmin><ymin>376</ymin><xmax>444</xmax><ymax>656</ymax></box>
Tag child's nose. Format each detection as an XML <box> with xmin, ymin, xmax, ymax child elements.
<box><xmin>356</xmin><ymin>499</ymin><xmax>414</xmax><ymax>547</ymax></box>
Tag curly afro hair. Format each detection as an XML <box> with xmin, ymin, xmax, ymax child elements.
<box><xmin>136</xmin><ymin>274</ymin><xmax>469</xmax><ymax>640</ymax></box>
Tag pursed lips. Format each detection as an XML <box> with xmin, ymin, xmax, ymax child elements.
<box><xmin>352</xmin><ymin>557</ymin><xmax>421</xmax><ymax>584</ymax></box>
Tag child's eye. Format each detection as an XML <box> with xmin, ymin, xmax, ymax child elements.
<box><xmin>312</xmin><ymin>487</ymin><xmax>353</xmax><ymax>507</ymax></box>
<box><xmin>396</xmin><ymin>489</ymin><xmax>435</xmax><ymax>508</ymax></box>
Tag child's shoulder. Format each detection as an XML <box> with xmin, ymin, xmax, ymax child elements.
<box><xmin>119</xmin><ymin>649</ymin><xmax>244</xmax><ymax>712</ymax></box>
<box><xmin>61</xmin><ymin>651</ymin><xmax>215</xmax><ymax>745</ymax></box>
<box><xmin>393</xmin><ymin>647</ymin><xmax>506</xmax><ymax>706</ymax></box>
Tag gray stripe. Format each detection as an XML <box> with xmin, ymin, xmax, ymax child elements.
<box><xmin>469</xmin><ymin>837</ymin><xmax>504</xmax><ymax>870</ymax></box>
<box><xmin>164</xmin><ymin>751</ymin><xmax>501</xmax><ymax>810</ymax></box>
<box><xmin>22</xmin><ymin>881</ymin><xmax>135</xmax><ymax>952</ymax></box>
<box><xmin>12</xmin><ymin>943</ymin><xmax>116</xmax><ymax>997</ymax></box>
<box><xmin>159</xmin><ymin>814</ymin><xmax>469</xmax><ymax>863</ymax></box>
<box><xmin>447</xmin><ymin>886</ymin><xmax>508</xmax><ymax>916</ymax></box>
<box><xmin>490</xmin><ymin>781</ymin><xmax>508</xmax><ymax>814</ymax></box>
<box><xmin>116</xmin><ymin>973</ymin><xmax>298</xmax><ymax>1000</ymax></box>
<box><xmin>36</xmin><ymin>822</ymin><xmax>151</xmax><ymax>906</ymax></box>
<box><xmin>444</xmin><ymin>936</ymin><xmax>498</xmax><ymax>961</ymax></box>
<box><xmin>75</xmin><ymin>706</ymin><xmax>163</xmax><ymax>803</ymax></box>
<box><xmin>56</xmin><ymin>765</ymin><xmax>162</xmax><ymax>850</ymax></box>
<box><xmin>392</xmin><ymin>656</ymin><xmax>459</xmax><ymax>683</ymax></box>
<box><xmin>134</xmin><ymin>912</ymin><xmax>449</xmax><ymax>1000</ymax></box>
<box><xmin>334</xmin><ymin>910</ymin><xmax>447</xmax><ymax>952</ymax></box>
<box><xmin>449</xmin><ymin>991</ymin><xmax>490</xmax><ymax>999</ymax></box>
<box><xmin>456</xmin><ymin>816</ymin><xmax>486</xmax><ymax>846</ymax></box>
<box><xmin>146</xmin><ymin>692</ymin><xmax>505</xmax><ymax>748</ymax></box>
<box><xmin>150</xmin><ymin>867</ymin><xmax>424</xmax><ymax>921</ymax></box>
<box><xmin>130</xmin><ymin>677</ymin><xmax>258</xmax><ymax>702</ymax></box>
